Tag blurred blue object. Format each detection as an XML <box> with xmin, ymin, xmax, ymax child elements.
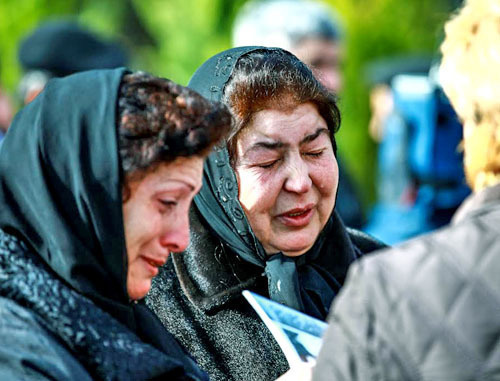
<box><xmin>364</xmin><ymin>74</ymin><xmax>470</xmax><ymax>245</ymax></box>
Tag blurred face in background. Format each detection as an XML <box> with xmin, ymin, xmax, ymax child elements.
<box><xmin>291</xmin><ymin>37</ymin><xmax>343</xmax><ymax>94</ymax></box>
<box><xmin>0</xmin><ymin>88</ymin><xmax>13</xmax><ymax>132</ymax></box>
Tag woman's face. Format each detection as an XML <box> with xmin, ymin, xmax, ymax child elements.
<box><xmin>234</xmin><ymin>102</ymin><xmax>338</xmax><ymax>256</ymax></box>
<box><xmin>122</xmin><ymin>156</ymin><xmax>203</xmax><ymax>300</ymax></box>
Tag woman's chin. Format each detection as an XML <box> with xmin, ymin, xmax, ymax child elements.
<box><xmin>127</xmin><ymin>279</ymin><xmax>152</xmax><ymax>301</ymax></box>
<box><xmin>275</xmin><ymin>239</ymin><xmax>315</xmax><ymax>257</ymax></box>
<box><xmin>265</xmin><ymin>217</ymin><xmax>324</xmax><ymax>257</ymax></box>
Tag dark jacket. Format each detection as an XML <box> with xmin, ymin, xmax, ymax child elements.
<box><xmin>147</xmin><ymin>207</ymin><xmax>385</xmax><ymax>381</ymax></box>
<box><xmin>0</xmin><ymin>229</ymin><xmax>196</xmax><ymax>381</ymax></box>
<box><xmin>313</xmin><ymin>184</ymin><xmax>500</xmax><ymax>381</ymax></box>
<box><xmin>0</xmin><ymin>69</ymin><xmax>206</xmax><ymax>380</ymax></box>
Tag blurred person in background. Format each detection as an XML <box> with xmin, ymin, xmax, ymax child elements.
<box><xmin>0</xmin><ymin>83</ymin><xmax>14</xmax><ymax>142</ymax></box>
<box><xmin>309</xmin><ymin>0</ymin><xmax>500</xmax><ymax>379</ymax></box>
<box><xmin>0</xmin><ymin>68</ymin><xmax>231</xmax><ymax>380</ymax></box>
<box><xmin>233</xmin><ymin>0</ymin><xmax>365</xmax><ymax>229</ymax></box>
<box><xmin>363</xmin><ymin>57</ymin><xmax>470</xmax><ymax>244</ymax></box>
<box><xmin>17</xmin><ymin>20</ymin><xmax>127</xmax><ymax>104</ymax></box>
<box><xmin>147</xmin><ymin>46</ymin><xmax>385</xmax><ymax>381</ymax></box>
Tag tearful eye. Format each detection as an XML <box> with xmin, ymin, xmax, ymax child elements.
<box><xmin>160</xmin><ymin>200</ymin><xmax>177</xmax><ymax>206</ymax></box>
<box><xmin>158</xmin><ymin>199</ymin><xmax>177</xmax><ymax>213</ymax></box>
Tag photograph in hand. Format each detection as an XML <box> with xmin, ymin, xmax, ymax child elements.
<box><xmin>242</xmin><ymin>290</ymin><xmax>328</xmax><ymax>365</ymax></box>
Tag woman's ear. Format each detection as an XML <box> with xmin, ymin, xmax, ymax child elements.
<box><xmin>121</xmin><ymin>169</ymin><xmax>147</xmax><ymax>203</ymax></box>
<box><xmin>122</xmin><ymin>183</ymin><xmax>131</xmax><ymax>203</ymax></box>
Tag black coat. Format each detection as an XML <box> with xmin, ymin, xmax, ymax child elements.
<box><xmin>147</xmin><ymin>207</ymin><xmax>385</xmax><ymax>381</ymax></box>
<box><xmin>0</xmin><ymin>229</ymin><xmax>196</xmax><ymax>380</ymax></box>
<box><xmin>0</xmin><ymin>69</ymin><xmax>207</xmax><ymax>380</ymax></box>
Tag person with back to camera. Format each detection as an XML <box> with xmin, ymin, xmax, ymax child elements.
<box><xmin>233</xmin><ymin>0</ymin><xmax>365</xmax><ymax>229</ymax></box>
<box><xmin>309</xmin><ymin>0</ymin><xmax>500</xmax><ymax>379</ymax></box>
<box><xmin>0</xmin><ymin>68</ymin><xmax>231</xmax><ymax>380</ymax></box>
<box><xmin>146</xmin><ymin>46</ymin><xmax>385</xmax><ymax>381</ymax></box>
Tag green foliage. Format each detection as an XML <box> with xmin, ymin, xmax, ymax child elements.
<box><xmin>0</xmin><ymin>0</ymin><xmax>457</xmax><ymax>205</ymax></box>
<box><xmin>0</xmin><ymin>0</ymin><xmax>77</xmax><ymax>90</ymax></box>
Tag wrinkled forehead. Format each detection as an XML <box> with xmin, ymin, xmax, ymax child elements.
<box><xmin>237</xmin><ymin>103</ymin><xmax>329</xmax><ymax>147</ymax></box>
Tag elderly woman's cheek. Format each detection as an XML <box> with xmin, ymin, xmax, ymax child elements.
<box><xmin>237</xmin><ymin>167</ymin><xmax>271</xmax><ymax>211</ymax></box>
<box><xmin>314</xmin><ymin>155</ymin><xmax>339</xmax><ymax>200</ymax></box>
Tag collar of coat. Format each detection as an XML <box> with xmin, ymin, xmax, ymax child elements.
<box><xmin>452</xmin><ymin>182</ymin><xmax>500</xmax><ymax>224</ymax></box>
<box><xmin>170</xmin><ymin>207</ymin><xmax>264</xmax><ymax>314</ymax></box>
<box><xmin>170</xmin><ymin>207</ymin><xmax>386</xmax><ymax>315</ymax></box>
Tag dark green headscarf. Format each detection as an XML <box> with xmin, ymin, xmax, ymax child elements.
<box><xmin>0</xmin><ymin>68</ymin><xmax>127</xmax><ymax>303</ymax></box>
<box><xmin>0</xmin><ymin>68</ymin><xmax>206</xmax><ymax>378</ymax></box>
<box><xmin>189</xmin><ymin>47</ymin><xmax>360</xmax><ymax>319</ymax></box>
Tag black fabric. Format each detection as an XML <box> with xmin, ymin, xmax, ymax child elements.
<box><xmin>0</xmin><ymin>69</ymin><xmax>206</xmax><ymax>380</ymax></box>
<box><xmin>0</xmin><ymin>229</ymin><xmax>198</xmax><ymax>381</ymax></box>
<box><xmin>19</xmin><ymin>20</ymin><xmax>127</xmax><ymax>77</ymax></box>
<box><xmin>147</xmin><ymin>206</ymin><xmax>386</xmax><ymax>381</ymax></box>
<box><xmin>0</xmin><ymin>68</ymin><xmax>127</xmax><ymax>305</ymax></box>
<box><xmin>188</xmin><ymin>46</ymin><xmax>373</xmax><ymax>319</ymax></box>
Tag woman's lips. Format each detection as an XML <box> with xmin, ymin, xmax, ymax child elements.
<box><xmin>276</xmin><ymin>206</ymin><xmax>314</xmax><ymax>227</ymax></box>
<box><xmin>140</xmin><ymin>255</ymin><xmax>167</xmax><ymax>276</ymax></box>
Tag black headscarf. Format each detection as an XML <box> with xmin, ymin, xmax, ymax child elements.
<box><xmin>0</xmin><ymin>68</ymin><xmax>205</xmax><ymax>378</ymax></box>
<box><xmin>188</xmin><ymin>47</ymin><xmax>360</xmax><ymax>320</ymax></box>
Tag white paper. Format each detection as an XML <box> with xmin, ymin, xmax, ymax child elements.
<box><xmin>242</xmin><ymin>290</ymin><xmax>328</xmax><ymax>366</ymax></box>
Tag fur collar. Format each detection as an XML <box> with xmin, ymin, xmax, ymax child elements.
<box><xmin>171</xmin><ymin>208</ymin><xmax>266</xmax><ymax>314</ymax></box>
<box><xmin>170</xmin><ymin>208</ymin><xmax>386</xmax><ymax>315</ymax></box>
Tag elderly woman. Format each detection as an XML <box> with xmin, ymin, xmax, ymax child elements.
<box><xmin>311</xmin><ymin>1</ymin><xmax>500</xmax><ymax>380</ymax></box>
<box><xmin>147</xmin><ymin>47</ymin><xmax>384</xmax><ymax>381</ymax></box>
<box><xmin>0</xmin><ymin>68</ymin><xmax>230</xmax><ymax>380</ymax></box>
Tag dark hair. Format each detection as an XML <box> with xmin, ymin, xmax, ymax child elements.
<box><xmin>222</xmin><ymin>49</ymin><xmax>340</xmax><ymax>162</ymax></box>
<box><xmin>118</xmin><ymin>71</ymin><xmax>231</xmax><ymax>179</ymax></box>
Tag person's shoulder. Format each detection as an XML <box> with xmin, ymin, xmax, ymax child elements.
<box><xmin>335</xmin><ymin>209</ymin><xmax>500</xmax><ymax>380</ymax></box>
<box><xmin>344</xmin><ymin>214</ymin><xmax>500</xmax><ymax>327</ymax></box>
<box><xmin>346</xmin><ymin>227</ymin><xmax>387</xmax><ymax>255</ymax></box>
<box><xmin>0</xmin><ymin>297</ymin><xmax>92</xmax><ymax>381</ymax></box>
<box><xmin>349</xmin><ymin>227</ymin><xmax>441</xmax><ymax>291</ymax></box>
<box><xmin>358</xmin><ymin>208</ymin><xmax>500</xmax><ymax>283</ymax></box>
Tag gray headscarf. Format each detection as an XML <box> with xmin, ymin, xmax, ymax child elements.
<box><xmin>189</xmin><ymin>47</ymin><xmax>359</xmax><ymax>319</ymax></box>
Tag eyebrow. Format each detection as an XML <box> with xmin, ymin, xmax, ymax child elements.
<box><xmin>159</xmin><ymin>180</ymin><xmax>197</xmax><ymax>194</ymax></box>
<box><xmin>301</xmin><ymin>127</ymin><xmax>330</xmax><ymax>144</ymax></box>
<box><xmin>247</xmin><ymin>127</ymin><xmax>330</xmax><ymax>154</ymax></box>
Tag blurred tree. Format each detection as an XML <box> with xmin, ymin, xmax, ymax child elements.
<box><xmin>0</xmin><ymin>0</ymin><xmax>459</xmax><ymax>204</ymax></box>
<box><xmin>0</xmin><ymin>0</ymin><xmax>77</xmax><ymax>91</ymax></box>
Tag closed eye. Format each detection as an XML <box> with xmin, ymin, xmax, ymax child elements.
<box><xmin>160</xmin><ymin>200</ymin><xmax>177</xmax><ymax>206</ymax></box>
<box><xmin>257</xmin><ymin>159</ymin><xmax>280</xmax><ymax>169</ymax></box>
<box><xmin>304</xmin><ymin>150</ymin><xmax>324</xmax><ymax>157</ymax></box>
<box><xmin>158</xmin><ymin>199</ymin><xmax>178</xmax><ymax>213</ymax></box>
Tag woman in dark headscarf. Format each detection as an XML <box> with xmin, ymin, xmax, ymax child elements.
<box><xmin>0</xmin><ymin>68</ymin><xmax>231</xmax><ymax>380</ymax></box>
<box><xmin>147</xmin><ymin>47</ymin><xmax>385</xmax><ymax>381</ymax></box>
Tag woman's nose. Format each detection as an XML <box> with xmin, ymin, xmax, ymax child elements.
<box><xmin>159</xmin><ymin>210</ymin><xmax>190</xmax><ymax>253</ymax></box>
<box><xmin>283</xmin><ymin>157</ymin><xmax>312</xmax><ymax>194</ymax></box>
